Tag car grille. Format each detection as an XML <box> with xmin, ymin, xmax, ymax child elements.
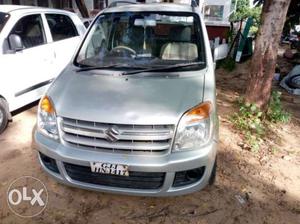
<box><xmin>60</xmin><ymin>117</ymin><xmax>174</xmax><ymax>154</ymax></box>
<box><xmin>64</xmin><ymin>163</ymin><xmax>165</xmax><ymax>190</ymax></box>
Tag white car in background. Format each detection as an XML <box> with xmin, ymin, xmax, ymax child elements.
<box><xmin>0</xmin><ymin>5</ymin><xmax>86</xmax><ymax>133</ymax></box>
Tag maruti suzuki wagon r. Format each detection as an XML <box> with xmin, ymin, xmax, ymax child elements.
<box><xmin>33</xmin><ymin>1</ymin><xmax>227</xmax><ymax>196</ymax></box>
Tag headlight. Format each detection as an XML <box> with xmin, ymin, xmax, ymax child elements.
<box><xmin>173</xmin><ymin>102</ymin><xmax>213</xmax><ymax>151</ymax></box>
<box><xmin>37</xmin><ymin>96</ymin><xmax>59</xmax><ymax>140</ymax></box>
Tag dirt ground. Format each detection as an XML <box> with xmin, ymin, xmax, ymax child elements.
<box><xmin>0</xmin><ymin>59</ymin><xmax>300</xmax><ymax>224</ymax></box>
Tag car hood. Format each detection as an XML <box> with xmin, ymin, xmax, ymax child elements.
<box><xmin>48</xmin><ymin>67</ymin><xmax>206</xmax><ymax>125</ymax></box>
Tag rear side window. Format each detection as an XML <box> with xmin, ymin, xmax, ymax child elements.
<box><xmin>0</xmin><ymin>12</ymin><xmax>10</xmax><ymax>33</ymax></box>
<box><xmin>10</xmin><ymin>14</ymin><xmax>46</xmax><ymax>49</ymax></box>
<box><xmin>46</xmin><ymin>14</ymin><xmax>78</xmax><ymax>41</ymax></box>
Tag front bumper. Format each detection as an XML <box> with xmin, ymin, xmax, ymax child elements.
<box><xmin>33</xmin><ymin>130</ymin><xmax>217</xmax><ymax>196</ymax></box>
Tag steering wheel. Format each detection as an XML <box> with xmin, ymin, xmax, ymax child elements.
<box><xmin>111</xmin><ymin>45</ymin><xmax>136</xmax><ymax>56</ymax></box>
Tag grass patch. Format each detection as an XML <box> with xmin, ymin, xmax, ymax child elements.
<box><xmin>230</xmin><ymin>91</ymin><xmax>290</xmax><ymax>152</ymax></box>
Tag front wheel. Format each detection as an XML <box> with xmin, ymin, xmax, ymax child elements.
<box><xmin>0</xmin><ymin>98</ymin><xmax>9</xmax><ymax>134</ymax></box>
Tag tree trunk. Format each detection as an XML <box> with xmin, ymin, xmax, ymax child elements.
<box><xmin>245</xmin><ymin>0</ymin><xmax>291</xmax><ymax>109</ymax></box>
<box><xmin>75</xmin><ymin>0</ymin><xmax>89</xmax><ymax>18</ymax></box>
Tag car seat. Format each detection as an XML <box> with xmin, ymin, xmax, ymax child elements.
<box><xmin>160</xmin><ymin>26</ymin><xmax>198</xmax><ymax>60</ymax></box>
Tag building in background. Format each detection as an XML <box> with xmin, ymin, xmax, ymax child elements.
<box><xmin>203</xmin><ymin>0</ymin><xmax>232</xmax><ymax>43</ymax></box>
<box><xmin>0</xmin><ymin>0</ymin><xmax>233</xmax><ymax>42</ymax></box>
<box><xmin>0</xmin><ymin>0</ymin><xmax>107</xmax><ymax>17</ymax></box>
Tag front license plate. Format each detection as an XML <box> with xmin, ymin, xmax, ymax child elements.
<box><xmin>90</xmin><ymin>162</ymin><xmax>129</xmax><ymax>176</ymax></box>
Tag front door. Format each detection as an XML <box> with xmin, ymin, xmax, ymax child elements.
<box><xmin>2</xmin><ymin>13</ymin><xmax>54</xmax><ymax>111</ymax></box>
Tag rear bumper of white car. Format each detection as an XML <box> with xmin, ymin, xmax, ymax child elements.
<box><xmin>33</xmin><ymin>130</ymin><xmax>217</xmax><ymax>196</ymax></box>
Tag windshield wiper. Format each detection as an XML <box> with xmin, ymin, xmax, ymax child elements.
<box><xmin>76</xmin><ymin>64</ymin><xmax>147</xmax><ymax>72</ymax></box>
<box><xmin>122</xmin><ymin>61</ymin><xmax>205</xmax><ymax>75</ymax></box>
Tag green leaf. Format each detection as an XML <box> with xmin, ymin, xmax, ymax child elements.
<box><xmin>250</xmin><ymin>104</ymin><xmax>257</xmax><ymax>112</ymax></box>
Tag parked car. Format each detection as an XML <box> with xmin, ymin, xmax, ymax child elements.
<box><xmin>0</xmin><ymin>5</ymin><xmax>86</xmax><ymax>133</ymax></box>
<box><xmin>34</xmin><ymin>1</ymin><xmax>226</xmax><ymax>196</ymax></box>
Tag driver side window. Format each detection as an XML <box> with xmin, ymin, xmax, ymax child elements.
<box><xmin>10</xmin><ymin>14</ymin><xmax>46</xmax><ymax>49</ymax></box>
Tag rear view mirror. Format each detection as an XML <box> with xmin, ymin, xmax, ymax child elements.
<box><xmin>8</xmin><ymin>34</ymin><xmax>23</xmax><ymax>52</ymax></box>
<box><xmin>134</xmin><ymin>18</ymin><xmax>156</xmax><ymax>27</ymax></box>
<box><xmin>214</xmin><ymin>44</ymin><xmax>228</xmax><ymax>61</ymax></box>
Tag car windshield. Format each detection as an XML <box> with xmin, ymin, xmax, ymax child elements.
<box><xmin>75</xmin><ymin>11</ymin><xmax>206</xmax><ymax>71</ymax></box>
<box><xmin>0</xmin><ymin>12</ymin><xmax>10</xmax><ymax>33</ymax></box>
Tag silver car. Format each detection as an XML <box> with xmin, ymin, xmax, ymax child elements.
<box><xmin>33</xmin><ymin>1</ymin><xmax>226</xmax><ymax>196</ymax></box>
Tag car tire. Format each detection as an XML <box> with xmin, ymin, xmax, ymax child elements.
<box><xmin>0</xmin><ymin>98</ymin><xmax>9</xmax><ymax>134</ymax></box>
<box><xmin>209</xmin><ymin>157</ymin><xmax>217</xmax><ymax>185</ymax></box>
<box><xmin>288</xmin><ymin>74</ymin><xmax>300</xmax><ymax>89</ymax></box>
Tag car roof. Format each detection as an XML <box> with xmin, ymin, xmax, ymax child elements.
<box><xmin>0</xmin><ymin>5</ymin><xmax>33</xmax><ymax>13</ymax></box>
<box><xmin>0</xmin><ymin>4</ymin><xmax>73</xmax><ymax>15</ymax></box>
<box><xmin>103</xmin><ymin>3</ymin><xmax>194</xmax><ymax>14</ymax></box>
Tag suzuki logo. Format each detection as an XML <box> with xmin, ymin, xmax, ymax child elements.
<box><xmin>104</xmin><ymin>125</ymin><xmax>120</xmax><ymax>142</ymax></box>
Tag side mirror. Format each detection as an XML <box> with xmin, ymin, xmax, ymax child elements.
<box><xmin>214</xmin><ymin>44</ymin><xmax>228</xmax><ymax>61</ymax></box>
<box><xmin>8</xmin><ymin>34</ymin><xmax>23</xmax><ymax>52</ymax></box>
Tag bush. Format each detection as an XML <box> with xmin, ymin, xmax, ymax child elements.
<box><xmin>266</xmin><ymin>91</ymin><xmax>291</xmax><ymax>123</ymax></box>
<box><xmin>230</xmin><ymin>91</ymin><xmax>290</xmax><ymax>152</ymax></box>
<box><xmin>231</xmin><ymin>100</ymin><xmax>264</xmax><ymax>151</ymax></box>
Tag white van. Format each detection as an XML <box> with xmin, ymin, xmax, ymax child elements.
<box><xmin>0</xmin><ymin>5</ymin><xmax>86</xmax><ymax>133</ymax></box>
